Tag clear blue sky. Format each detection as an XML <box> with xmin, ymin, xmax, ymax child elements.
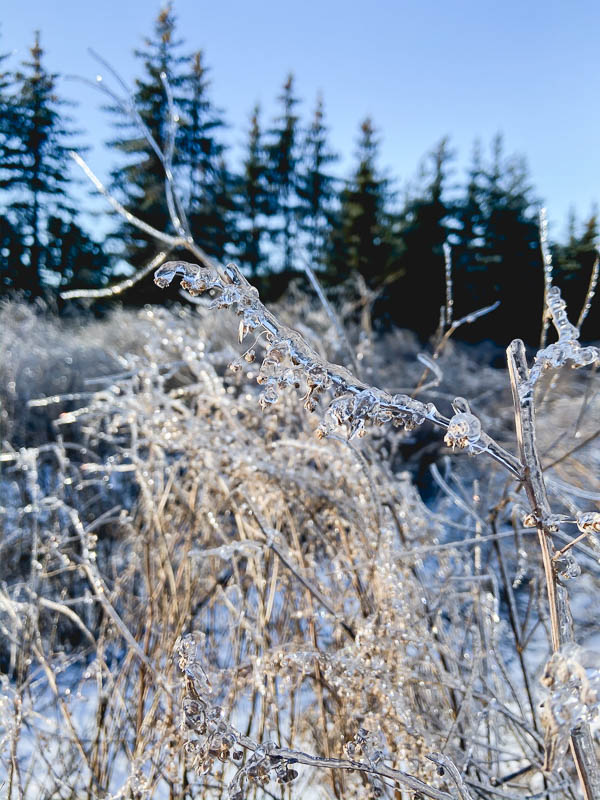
<box><xmin>3</xmin><ymin>0</ymin><xmax>600</xmax><ymax>239</ymax></box>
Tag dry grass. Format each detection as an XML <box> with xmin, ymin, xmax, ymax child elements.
<box><xmin>0</xmin><ymin>287</ymin><xmax>599</xmax><ymax>799</ymax></box>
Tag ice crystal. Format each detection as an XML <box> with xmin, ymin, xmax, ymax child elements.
<box><xmin>576</xmin><ymin>512</ymin><xmax>600</xmax><ymax>535</ymax></box>
<box><xmin>529</xmin><ymin>285</ymin><xmax>599</xmax><ymax>387</ymax></box>
<box><xmin>154</xmin><ymin>261</ymin><xmax>444</xmax><ymax>443</ymax></box>
<box><xmin>540</xmin><ymin>645</ymin><xmax>600</xmax><ymax>772</ymax></box>
<box><xmin>444</xmin><ymin>397</ymin><xmax>481</xmax><ymax>452</ymax></box>
<box><xmin>555</xmin><ymin>552</ymin><xmax>581</xmax><ymax>581</ymax></box>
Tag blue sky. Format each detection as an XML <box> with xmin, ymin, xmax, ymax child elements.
<box><xmin>3</xmin><ymin>0</ymin><xmax>600</xmax><ymax>239</ymax></box>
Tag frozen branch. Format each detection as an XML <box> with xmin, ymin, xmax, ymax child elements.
<box><xmin>507</xmin><ymin>339</ymin><xmax>600</xmax><ymax>799</ymax></box>
<box><xmin>153</xmin><ymin>259</ymin><xmax>523</xmax><ymax>478</ymax></box>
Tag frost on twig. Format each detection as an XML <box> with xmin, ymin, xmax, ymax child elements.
<box><xmin>529</xmin><ymin>285</ymin><xmax>599</xmax><ymax>389</ymax></box>
<box><xmin>61</xmin><ymin>251</ymin><xmax>169</xmax><ymax>300</ymax></box>
<box><xmin>443</xmin><ymin>397</ymin><xmax>482</xmax><ymax>454</ymax></box>
<box><xmin>442</xmin><ymin>241</ymin><xmax>454</xmax><ymax>327</ymax></box>
<box><xmin>530</xmin><ymin>209</ymin><xmax>599</xmax><ymax>390</ymax></box>
<box><xmin>577</xmin><ymin>254</ymin><xmax>599</xmax><ymax>329</ymax></box>
<box><xmin>154</xmin><ymin>260</ymin><xmax>522</xmax><ymax>477</ymax></box>
<box><xmin>175</xmin><ymin>634</ymin><xmax>454</xmax><ymax>800</ymax></box>
<box><xmin>539</xmin><ymin>645</ymin><xmax>600</xmax><ymax>774</ymax></box>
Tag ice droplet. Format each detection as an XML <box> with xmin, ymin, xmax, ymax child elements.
<box><xmin>576</xmin><ymin>512</ymin><xmax>600</xmax><ymax>534</ymax></box>
<box><xmin>555</xmin><ymin>552</ymin><xmax>581</xmax><ymax>580</ymax></box>
<box><xmin>444</xmin><ymin>399</ymin><xmax>481</xmax><ymax>451</ymax></box>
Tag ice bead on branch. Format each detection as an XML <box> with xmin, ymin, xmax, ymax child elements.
<box><xmin>175</xmin><ymin>634</ymin><xmax>301</xmax><ymax>798</ymax></box>
<box><xmin>155</xmin><ymin>261</ymin><xmax>441</xmax><ymax>438</ymax></box>
<box><xmin>540</xmin><ymin>645</ymin><xmax>600</xmax><ymax>773</ymax></box>
<box><xmin>547</xmin><ymin>285</ymin><xmax>580</xmax><ymax>343</ymax></box>
<box><xmin>154</xmin><ymin>259</ymin><xmax>523</xmax><ymax>477</ymax></box>
<box><xmin>444</xmin><ymin>397</ymin><xmax>482</xmax><ymax>452</ymax></box>
<box><xmin>529</xmin><ymin>284</ymin><xmax>600</xmax><ymax>387</ymax></box>
<box><xmin>576</xmin><ymin>512</ymin><xmax>600</xmax><ymax>535</ymax></box>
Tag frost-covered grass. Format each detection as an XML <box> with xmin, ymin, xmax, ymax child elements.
<box><xmin>0</xmin><ymin>286</ymin><xmax>599</xmax><ymax>799</ymax></box>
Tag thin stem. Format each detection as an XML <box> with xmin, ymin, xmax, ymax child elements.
<box><xmin>506</xmin><ymin>338</ymin><xmax>600</xmax><ymax>800</ymax></box>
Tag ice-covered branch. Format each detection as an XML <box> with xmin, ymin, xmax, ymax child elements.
<box><xmin>528</xmin><ymin>285</ymin><xmax>599</xmax><ymax>388</ymax></box>
<box><xmin>154</xmin><ymin>259</ymin><xmax>523</xmax><ymax>478</ymax></box>
<box><xmin>176</xmin><ymin>634</ymin><xmax>454</xmax><ymax>800</ymax></box>
<box><xmin>61</xmin><ymin>250</ymin><xmax>169</xmax><ymax>300</ymax></box>
<box><xmin>507</xmin><ymin>338</ymin><xmax>600</xmax><ymax>799</ymax></box>
<box><xmin>528</xmin><ymin>210</ymin><xmax>599</xmax><ymax>388</ymax></box>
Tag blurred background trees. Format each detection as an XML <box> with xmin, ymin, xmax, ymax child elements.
<box><xmin>0</xmin><ymin>8</ymin><xmax>597</xmax><ymax>344</ymax></box>
<box><xmin>1</xmin><ymin>32</ymin><xmax>111</xmax><ymax>297</ymax></box>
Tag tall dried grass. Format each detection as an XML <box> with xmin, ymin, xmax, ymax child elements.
<box><xmin>1</xmin><ymin>68</ymin><xmax>600</xmax><ymax>800</ymax></box>
<box><xmin>0</xmin><ymin>283</ymin><xmax>599</xmax><ymax>799</ymax></box>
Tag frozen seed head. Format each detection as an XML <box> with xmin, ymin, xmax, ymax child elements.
<box><xmin>444</xmin><ymin>397</ymin><xmax>481</xmax><ymax>450</ymax></box>
<box><xmin>522</xmin><ymin>512</ymin><xmax>538</xmax><ymax>529</ymax></box>
<box><xmin>576</xmin><ymin>512</ymin><xmax>600</xmax><ymax>534</ymax></box>
<box><xmin>154</xmin><ymin>259</ymin><xmax>449</xmax><ymax>444</ymax></box>
<box><xmin>444</xmin><ymin>412</ymin><xmax>481</xmax><ymax>450</ymax></box>
<box><xmin>555</xmin><ymin>552</ymin><xmax>581</xmax><ymax>581</ymax></box>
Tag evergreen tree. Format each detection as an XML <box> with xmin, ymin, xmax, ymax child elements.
<box><xmin>0</xmin><ymin>30</ymin><xmax>13</xmax><ymax>167</ymax></box>
<box><xmin>267</xmin><ymin>74</ymin><xmax>301</xmax><ymax>272</ymax></box>
<box><xmin>179</xmin><ymin>49</ymin><xmax>233</xmax><ymax>261</ymax></box>
<box><xmin>236</xmin><ymin>104</ymin><xmax>271</xmax><ymax>276</ymax></box>
<box><xmin>480</xmin><ymin>135</ymin><xmax>541</xmax><ymax>342</ymax></box>
<box><xmin>297</xmin><ymin>94</ymin><xmax>338</xmax><ymax>270</ymax></box>
<box><xmin>453</xmin><ymin>140</ymin><xmax>485</xmax><ymax>306</ymax></box>
<box><xmin>394</xmin><ymin>137</ymin><xmax>455</xmax><ymax>333</ymax></box>
<box><xmin>328</xmin><ymin>118</ymin><xmax>398</xmax><ymax>291</ymax></box>
<box><xmin>46</xmin><ymin>216</ymin><xmax>111</xmax><ymax>292</ymax></box>
<box><xmin>107</xmin><ymin>4</ymin><xmax>188</xmax><ymax>268</ymax></box>
<box><xmin>201</xmin><ymin>155</ymin><xmax>237</xmax><ymax>262</ymax></box>
<box><xmin>2</xmin><ymin>32</ymin><xmax>82</xmax><ymax>295</ymax></box>
<box><xmin>451</xmin><ymin>135</ymin><xmax>541</xmax><ymax>343</ymax></box>
<box><xmin>0</xmin><ymin>214</ymin><xmax>24</xmax><ymax>292</ymax></box>
<box><xmin>0</xmin><ymin>33</ymin><xmax>23</xmax><ymax>292</ymax></box>
<box><xmin>553</xmin><ymin>209</ymin><xmax>598</xmax><ymax>335</ymax></box>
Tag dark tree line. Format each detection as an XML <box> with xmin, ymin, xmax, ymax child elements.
<box><xmin>0</xmin><ymin>8</ymin><xmax>598</xmax><ymax>344</ymax></box>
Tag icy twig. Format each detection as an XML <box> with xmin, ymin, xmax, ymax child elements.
<box><xmin>443</xmin><ymin>241</ymin><xmax>454</xmax><ymax>327</ymax></box>
<box><xmin>507</xmin><ymin>338</ymin><xmax>600</xmax><ymax>799</ymax></box>
<box><xmin>528</xmin><ymin>285</ymin><xmax>599</xmax><ymax>388</ymax></box>
<box><xmin>539</xmin><ymin>208</ymin><xmax>554</xmax><ymax>349</ymax></box>
<box><xmin>413</xmin><ymin>299</ymin><xmax>500</xmax><ymax>395</ymax></box>
<box><xmin>176</xmin><ymin>635</ymin><xmax>454</xmax><ymax>800</ymax></box>
<box><xmin>153</xmin><ymin>259</ymin><xmax>523</xmax><ymax>478</ymax></box>
<box><xmin>300</xmin><ymin>255</ymin><xmax>361</xmax><ymax>376</ymax></box>
<box><xmin>528</xmin><ymin>214</ymin><xmax>599</xmax><ymax>387</ymax></box>
<box><xmin>427</xmin><ymin>752</ymin><xmax>475</xmax><ymax>800</ymax></box>
<box><xmin>577</xmin><ymin>254</ymin><xmax>599</xmax><ymax>330</ymax></box>
<box><xmin>61</xmin><ymin>250</ymin><xmax>169</xmax><ymax>300</ymax></box>
<box><xmin>160</xmin><ymin>69</ymin><xmax>192</xmax><ymax>241</ymax></box>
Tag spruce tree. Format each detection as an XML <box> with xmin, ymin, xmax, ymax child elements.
<box><xmin>394</xmin><ymin>137</ymin><xmax>455</xmax><ymax>333</ymax></box>
<box><xmin>45</xmin><ymin>216</ymin><xmax>111</xmax><ymax>292</ymax></box>
<box><xmin>454</xmin><ymin>140</ymin><xmax>485</xmax><ymax>311</ymax></box>
<box><xmin>297</xmin><ymin>94</ymin><xmax>338</xmax><ymax>270</ymax></box>
<box><xmin>477</xmin><ymin>135</ymin><xmax>541</xmax><ymax>343</ymax></box>
<box><xmin>553</xmin><ymin>210</ymin><xmax>598</xmax><ymax>335</ymax></box>
<box><xmin>201</xmin><ymin>155</ymin><xmax>237</xmax><ymax>262</ymax></box>
<box><xmin>0</xmin><ymin>215</ymin><xmax>24</xmax><ymax>293</ymax></box>
<box><xmin>2</xmin><ymin>32</ymin><xmax>82</xmax><ymax>295</ymax></box>
<box><xmin>236</xmin><ymin>104</ymin><xmax>271</xmax><ymax>276</ymax></box>
<box><xmin>0</xmin><ymin>30</ymin><xmax>13</xmax><ymax>166</ymax></box>
<box><xmin>0</xmin><ymin>33</ymin><xmax>22</xmax><ymax>293</ymax></box>
<box><xmin>267</xmin><ymin>74</ymin><xmax>301</xmax><ymax>272</ymax></box>
<box><xmin>179</xmin><ymin>50</ymin><xmax>233</xmax><ymax>261</ymax></box>
<box><xmin>107</xmin><ymin>4</ymin><xmax>188</xmax><ymax>268</ymax></box>
<box><xmin>328</xmin><ymin>118</ymin><xmax>397</xmax><ymax>288</ymax></box>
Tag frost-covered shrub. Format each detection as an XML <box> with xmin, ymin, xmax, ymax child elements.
<box><xmin>1</xmin><ymin>282</ymin><xmax>599</xmax><ymax>798</ymax></box>
<box><xmin>2</xmin><ymin>76</ymin><xmax>600</xmax><ymax>797</ymax></box>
